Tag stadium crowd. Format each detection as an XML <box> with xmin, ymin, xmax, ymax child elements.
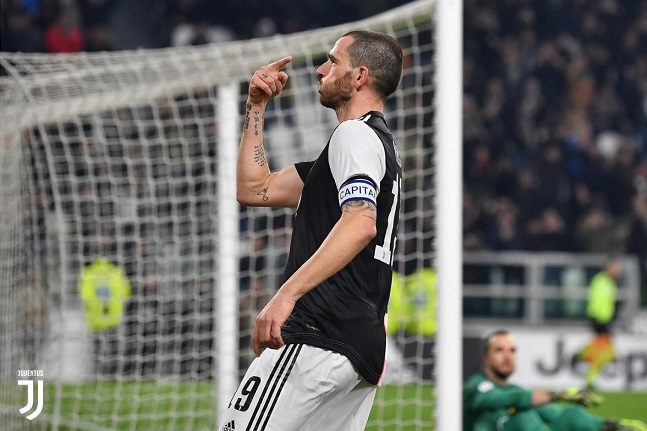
<box><xmin>1</xmin><ymin>0</ymin><xmax>414</xmax><ymax>52</ymax></box>
<box><xmin>462</xmin><ymin>0</ymin><xmax>647</xmax><ymax>305</ymax></box>
<box><xmin>6</xmin><ymin>1</ymin><xmax>647</xmax><ymax>275</ymax></box>
<box><xmin>463</xmin><ymin>0</ymin><xmax>647</xmax><ymax>254</ymax></box>
<box><xmin>4</xmin><ymin>0</ymin><xmax>646</xmax><ymax>262</ymax></box>
<box><xmin>1</xmin><ymin>0</ymin><xmax>119</xmax><ymax>52</ymax></box>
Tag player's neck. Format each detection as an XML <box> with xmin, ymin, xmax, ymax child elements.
<box><xmin>334</xmin><ymin>97</ymin><xmax>384</xmax><ymax>123</ymax></box>
<box><xmin>484</xmin><ymin>368</ymin><xmax>508</xmax><ymax>386</ymax></box>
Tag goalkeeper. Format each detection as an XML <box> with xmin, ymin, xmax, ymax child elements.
<box><xmin>464</xmin><ymin>330</ymin><xmax>647</xmax><ymax>431</ymax></box>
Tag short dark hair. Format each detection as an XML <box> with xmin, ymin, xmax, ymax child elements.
<box><xmin>342</xmin><ymin>30</ymin><xmax>403</xmax><ymax>100</ymax></box>
<box><xmin>481</xmin><ymin>329</ymin><xmax>511</xmax><ymax>354</ymax></box>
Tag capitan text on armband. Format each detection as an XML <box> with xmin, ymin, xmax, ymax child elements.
<box><xmin>338</xmin><ymin>178</ymin><xmax>377</xmax><ymax>208</ymax></box>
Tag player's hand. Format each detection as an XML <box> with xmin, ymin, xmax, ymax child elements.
<box><xmin>550</xmin><ymin>388</ymin><xmax>604</xmax><ymax>408</ymax></box>
<box><xmin>248</xmin><ymin>56</ymin><xmax>292</xmax><ymax>106</ymax></box>
<box><xmin>252</xmin><ymin>290</ymin><xmax>296</xmax><ymax>356</ymax></box>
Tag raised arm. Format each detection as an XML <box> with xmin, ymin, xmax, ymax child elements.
<box><xmin>236</xmin><ymin>56</ymin><xmax>304</xmax><ymax>208</ymax></box>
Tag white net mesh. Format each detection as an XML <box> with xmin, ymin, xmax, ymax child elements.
<box><xmin>0</xmin><ymin>1</ymin><xmax>434</xmax><ymax>429</ymax></box>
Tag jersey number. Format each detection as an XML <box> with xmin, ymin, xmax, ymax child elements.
<box><xmin>232</xmin><ymin>376</ymin><xmax>261</xmax><ymax>412</ymax></box>
<box><xmin>374</xmin><ymin>175</ymin><xmax>400</xmax><ymax>265</ymax></box>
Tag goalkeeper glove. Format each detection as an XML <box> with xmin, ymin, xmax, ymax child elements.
<box><xmin>550</xmin><ymin>388</ymin><xmax>604</xmax><ymax>408</ymax></box>
<box><xmin>602</xmin><ymin>419</ymin><xmax>647</xmax><ymax>431</ymax></box>
<box><xmin>618</xmin><ymin>419</ymin><xmax>647</xmax><ymax>431</ymax></box>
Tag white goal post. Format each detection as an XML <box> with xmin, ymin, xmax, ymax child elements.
<box><xmin>0</xmin><ymin>0</ymin><xmax>462</xmax><ymax>429</ymax></box>
<box><xmin>435</xmin><ymin>0</ymin><xmax>463</xmax><ymax>428</ymax></box>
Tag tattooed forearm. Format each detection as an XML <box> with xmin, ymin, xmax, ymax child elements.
<box><xmin>243</xmin><ymin>102</ymin><xmax>251</xmax><ymax>131</ymax></box>
<box><xmin>342</xmin><ymin>200</ymin><xmax>377</xmax><ymax>221</ymax></box>
<box><xmin>253</xmin><ymin>110</ymin><xmax>260</xmax><ymax>136</ymax></box>
<box><xmin>257</xmin><ymin>188</ymin><xmax>269</xmax><ymax>201</ymax></box>
<box><xmin>253</xmin><ymin>144</ymin><xmax>267</xmax><ymax>166</ymax></box>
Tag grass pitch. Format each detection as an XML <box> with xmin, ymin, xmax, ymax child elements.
<box><xmin>8</xmin><ymin>380</ymin><xmax>644</xmax><ymax>430</ymax></box>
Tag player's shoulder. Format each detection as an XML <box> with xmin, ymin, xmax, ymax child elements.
<box><xmin>464</xmin><ymin>372</ymin><xmax>489</xmax><ymax>391</ymax></box>
<box><xmin>463</xmin><ymin>372</ymin><xmax>497</xmax><ymax>394</ymax></box>
<box><xmin>330</xmin><ymin>118</ymin><xmax>383</xmax><ymax>153</ymax></box>
<box><xmin>333</xmin><ymin>117</ymin><xmax>376</xmax><ymax>137</ymax></box>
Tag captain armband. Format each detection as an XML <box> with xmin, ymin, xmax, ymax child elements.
<box><xmin>338</xmin><ymin>177</ymin><xmax>378</xmax><ymax>208</ymax></box>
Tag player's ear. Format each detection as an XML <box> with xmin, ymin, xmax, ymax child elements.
<box><xmin>355</xmin><ymin>66</ymin><xmax>369</xmax><ymax>89</ymax></box>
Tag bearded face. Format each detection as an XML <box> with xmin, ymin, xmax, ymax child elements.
<box><xmin>483</xmin><ymin>333</ymin><xmax>517</xmax><ymax>382</ymax></box>
<box><xmin>318</xmin><ymin>70</ymin><xmax>354</xmax><ymax>110</ymax></box>
<box><xmin>490</xmin><ymin>363</ymin><xmax>514</xmax><ymax>380</ymax></box>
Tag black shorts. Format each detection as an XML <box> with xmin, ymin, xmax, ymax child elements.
<box><xmin>591</xmin><ymin>319</ymin><xmax>611</xmax><ymax>335</ymax></box>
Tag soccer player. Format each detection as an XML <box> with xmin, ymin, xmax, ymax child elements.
<box><xmin>576</xmin><ymin>259</ymin><xmax>622</xmax><ymax>389</ymax></box>
<box><xmin>218</xmin><ymin>30</ymin><xmax>403</xmax><ymax>431</ymax></box>
<box><xmin>464</xmin><ymin>329</ymin><xmax>647</xmax><ymax>431</ymax></box>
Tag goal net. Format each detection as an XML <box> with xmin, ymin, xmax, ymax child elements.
<box><xmin>0</xmin><ymin>1</ymin><xmax>435</xmax><ymax>429</ymax></box>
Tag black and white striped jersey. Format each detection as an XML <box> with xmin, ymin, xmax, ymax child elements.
<box><xmin>281</xmin><ymin>111</ymin><xmax>402</xmax><ymax>385</ymax></box>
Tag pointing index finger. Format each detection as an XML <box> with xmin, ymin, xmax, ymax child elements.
<box><xmin>269</xmin><ymin>56</ymin><xmax>292</xmax><ymax>70</ymax></box>
<box><xmin>252</xmin><ymin>325</ymin><xmax>261</xmax><ymax>357</ymax></box>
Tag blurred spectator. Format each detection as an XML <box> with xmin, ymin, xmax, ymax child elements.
<box><xmin>536</xmin><ymin>142</ymin><xmax>572</xmax><ymax>212</ymax></box>
<box><xmin>574</xmin><ymin>207</ymin><xmax>620</xmax><ymax>253</ymax></box>
<box><xmin>388</xmin><ymin>265</ymin><xmax>437</xmax><ymax>382</ymax></box>
<box><xmin>44</xmin><ymin>10</ymin><xmax>84</xmax><ymax>53</ymax></box>
<box><xmin>568</xmin><ymin>182</ymin><xmax>595</xmax><ymax>229</ymax></box>
<box><xmin>513</xmin><ymin>167</ymin><xmax>545</xmax><ymax>228</ymax></box>
<box><xmin>79</xmin><ymin>255</ymin><xmax>132</xmax><ymax>375</ymax></box>
<box><xmin>84</xmin><ymin>24</ymin><xmax>117</xmax><ymax>51</ymax></box>
<box><xmin>189</xmin><ymin>21</ymin><xmax>211</xmax><ymax>45</ymax></box>
<box><xmin>485</xmin><ymin>198</ymin><xmax>523</xmax><ymax>251</ymax></box>
<box><xmin>1</xmin><ymin>10</ymin><xmax>44</xmax><ymax>52</ymax></box>
<box><xmin>526</xmin><ymin>207</ymin><xmax>573</xmax><ymax>252</ymax></box>
<box><xmin>463</xmin><ymin>193</ymin><xmax>487</xmax><ymax>251</ymax></box>
<box><xmin>77</xmin><ymin>0</ymin><xmax>116</xmax><ymax>29</ymax></box>
<box><xmin>253</xmin><ymin>16</ymin><xmax>278</xmax><ymax>38</ymax></box>
<box><xmin>22</xmin><ymin>273</ymin><xmax>48</xmax><ymax>369</ymax></box>
<box><xmin>171</xmin><ymin>20</ymin><xmax>236</xmax><ymax>47</ymax></box>
<box><xmin>625</xmin><ymin>193</ymin><xmax>647</xmax><ymax>306</ymax></box>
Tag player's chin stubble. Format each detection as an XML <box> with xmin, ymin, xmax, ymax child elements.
<box><xmin>491</xmin><ymin>367</ymin><xmax>512</xmax><ymax>381</ymax></box>
<box><xmin>319</xmin><ymin>71</ymin><xmax>353</xmax><ymax>109</ymax></box>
